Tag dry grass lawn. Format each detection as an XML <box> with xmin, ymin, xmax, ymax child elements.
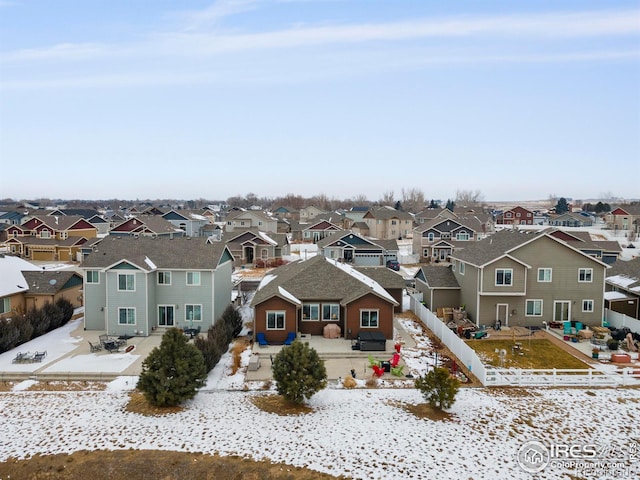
<box><xmin>466</xmin><ymin>339</ymin><xmax>592</xmax><ymax>370</ymax></box>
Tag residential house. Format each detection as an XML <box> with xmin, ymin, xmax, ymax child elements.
<box><xmin>605</xmin><ymin>257</ymin><xmax>640</xmax><ymax>320</ymax></box>
<box><xmin>354</xmin><ymin>266</ymin><xmax>406</xmax><ymax>313</ymax></box>
<box><xmin>414</xmin><ymin>265</ymin><xmax>461</xmax><ymax>313</ymax></box>
<box><xmin>448</xmin><ymin>230</ymin><xmax>609</xmax><ymax>328</ymax></box>
<box><xmin>109</xmin><ymin>215</ymin><xmax>185</xmax><ymax>238</ymax></box>
<box><xmin>316</xmin><ymin>232</ymin><xmax>399</xmax><ymax>267</ymax></box>
<box><xmin>3</xmin><ymin>214</ymin><xmax>98</xmax><ymax>261</ymax></box>
<box><xmin>81</xmin><ymin>236</ymin><xmax>234</xmax><ymax>336</ymax></box>
<box><xmin>604</xmin><ymin>205</ymin><xmax>640</xmax><ymax>235</ymax></box>
<box><xmin>87</xmin><ymin>215</ymin><xmax>111</xmax><ymax>236</ymax></box>
<box><xmin>363</xmin><ymin>206</ymin><xmax>414</xmax><ymax>240</ymax></box>
<box><xmin>221</xmin><ymin>229</ymin><xmax>289</xmax><ymax>267</ymax></box>
<box><xmin>412</xmin><ymin>214</ymin><xmax>492</xmax><ymax>263</ymax></box>
<box><xmin>162</xmin><ymin>210</ymin><xmax>209</xmax><ymax>237</ymax></box>
<box><xmin>496</xmin><ymin>206</ymin><xmax>535</xmax><ymax>225</ymax></box>
<box><xmin>224</xmin><ymin>209</ymin><xmax>278</xmax><ymax>233</ymax></box>
<box><xmin>251</xmin><ymin>255</ymin><xmax>398</xmax><ymax>343</ymax></box>
<box><xmin>546</xmin><ymin>229</ymin><xmax>621</xmax><ymax>265</ymax></box>
<box><xmin>548</xmin><ymin>212</ymin><xmax>594</xmax><ymax>228</ymax></box>
<box><xmin>0</xmin><ymin>254</ymin><xmax>41</xmax><ymax>320</ymax></box>
<box><xmin>299</xmin><ymin>205</ymin><xmax>327</xmax><ymax>223</ymax></box>
<box><xmin>290</xmin><ymin>219</ymin><xmax>343</xmax><ymax>243</ymax></box>
<box><xmin>22</xmin><ymin>270</ymin><xmax>84</xmax><ymax>312</ymax></box>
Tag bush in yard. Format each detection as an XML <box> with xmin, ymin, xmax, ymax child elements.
<box><xmin>272</xmin><ymin>340</ymin><xmax>327</xmax><ymax>404</ymax></box>
<box><xmin>415</xmin><ymin>367</ymin><xmax>460</xmax><ymax>411</ymax></box>
<box><xmin>194</xmin><ymin>305</ymin><xmax>245</xmax><ymax>372</ymax></box>
<box><xmin>221</xmin><ymin>304</ymin><xmax>243</xmax><ymax>338</ymax></box>
<box><xmin>137</xmin><ymin>328</ymin><xmax>207</xmax><ymax>407</ymax></box>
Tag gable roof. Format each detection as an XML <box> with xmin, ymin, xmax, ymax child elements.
<box><xmin>415</xmin><ymin>265</ymin><xmax>461</xmax><ymax>289</ymax></box>
<box><xmin>251</xmin><ymin>255</ymin><xmax>398</xmax><ymax>307</ymax></box>
<box><xmin>81</xmin><ymin>236</ymin><xmax>232</xmax><ymax>271</ymax></box>
<box><xmin>0</xmin><ymin>255</ymin><xmax>41</xmax><ymax>297</ymax></box>
<box><xmin>606</xmin><ymin>257</ymin><xmax>640</xmax><ymax>293</ymax></box>
<box><xmin>364</xmin><ymin>206</ymin><xmax>414</xmax><ymax>221</ymax></box>
<box><xmin>22</xmin><ymin>271</ymin><xmax>83</xmax><ymax>295</ymax></box>
<box><xmin>449</xmin><ymin>230</ymin><xmax>609</xmax><ymax>268</ymax></box>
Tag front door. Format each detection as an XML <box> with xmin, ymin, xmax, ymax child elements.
<box><xmin>553</xmin><ymin>301</ymin><xmax>571</xmax><ymax>323</ymax></box>
<box><xmin>158</xmin><ymin>305</ymin><xmax>175</xmax><ymax>327</ymax></box>
<box><xmin>496</xmin><ymin>303</ymin><xmax>509</xmax><ymax>326</ymax></box>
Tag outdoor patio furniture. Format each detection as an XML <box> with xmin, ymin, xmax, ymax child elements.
<box><xmin>284</xmin><ymin>332</ymin><xmax>296</xmax><ymax>345</ymax></box>
<box><xmin>89</xmin><ymin>341</ymin><xmax>102</xmax><ymax>352</ymax></box>
<box><xmin>104</xmin><ymin>340</ymin><xmax>120</xmax><ymax>353</ymax></box>
<box><xmin>33</xmin><ymin>351</ymin><xmax>47</xmax><ymax>362</ymax></box>
<box><xmin>184</xmin><ymin>326</ymin><xmax>201</xmax><ymax>339</ymax></box>
<box><xmin>12</xmin><ymin>352</ymin><xmax>28</xmax><ymax>364</ymax></box>
<box><xmin>256</xmin><ymin>332</ymin><xmax>269</xmax><ymax>347</ymax></box>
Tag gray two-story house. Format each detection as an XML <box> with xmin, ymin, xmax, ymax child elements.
<box><xmin>82</xmin><ymin>236</ymin><xmax>234</xmax><ymax>336</ymax></box>
<box><xmin>445</xmin><ymin>230</ymin><xmax>609</xmax><ymax>328</ymax></box>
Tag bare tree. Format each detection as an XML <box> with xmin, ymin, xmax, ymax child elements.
<box><xmin>455</xmin><ymin>189</ymin><xmax>484</xmax><ymax>207</ymax></box>
<box><xmin>351</xmin><ymin>194</ymin><xmax>370</xmax><ymax>206</ymax></box>
<box><xmin>380</xmin><ymin>190</ymin><xmax>395</xmax><ymax>206</ymax></box>
<box><xmin>401</xmin><ymin>187</ymin><xmax>425</xmax><ymax>213</ymax></box>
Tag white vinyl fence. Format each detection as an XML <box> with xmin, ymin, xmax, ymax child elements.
<box><xmin>409</xmin><ymin>295</ymin><xmax>640</xmax><ymax>387</ymax></box>
<box><xmin>604</xmin><ymin>309</ymin><xmax>640</xmax><ymax>333</ymax></box>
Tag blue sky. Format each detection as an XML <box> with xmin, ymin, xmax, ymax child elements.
<box><xmin>1</xmin><ymin>1</ymin><xmax>638</xmax><ymax>203</ymax></box>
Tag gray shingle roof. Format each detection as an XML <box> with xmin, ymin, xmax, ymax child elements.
<box><xmin>251</xmin><ymin>255</ymin><xmax>397</xmax><ymax>306</ymax></box>
<box><xmin>22</xmin><ymin>271</ymin><xmax>81</xmax><ymax>294</ymax></box>
<box><xmin>81</xmin><ymin>236</ymin><xmax>230</xmax><ymax>270</ymax></box>
<box><xmin>417</xmin><ymin>265</ymin><xmax>460</xmax><ymax>288</ymax></box>
<box><xmin>449</xmin><ymin>230</ymin><xmax>541</xmax><ymax>266</ymax></box>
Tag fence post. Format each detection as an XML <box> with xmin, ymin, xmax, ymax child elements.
<box><xmin>553</xmin><ymin>368</ymin><xmax>557</xmax><ymax>386</ymax></box>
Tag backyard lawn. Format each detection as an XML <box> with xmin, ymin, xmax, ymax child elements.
<box><xmin>465</xmin><ymin>339</ymin><xmax>592</xmax><ymax>370</ymax></box>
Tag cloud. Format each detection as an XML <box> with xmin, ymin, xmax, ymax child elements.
<box><xmin>178</xmin><ymin>0</ymin><xmax>260</xmax><ymax>31</ymax></box>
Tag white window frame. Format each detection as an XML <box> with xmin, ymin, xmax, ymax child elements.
<box><xmin>40</xmin><ymin>229</ymin><xmax>51</xmax><ymax>239</ymax></box>
<box><xmin>360</xmin><ymin>309</ymin><xmax>379</xmax><ymax>328</ymax></box>
<box><xmin>187</xmin><ymin>271</ymin><xmax>201</xmax><ymax>286</ymax></box>
<box><xmin>118</xmin><ymin>307</ymin><xmax>136</xmax><ymax>325</ymax></box>
<box><xmin>266</xmin><ymin>311</ymin><xmax>285</xmax><ymax>330</ymax></box>
<box><xmin>0</xmin><ymin>297</ymin><xmax>10</xmax><ymax>314</ymax></box>
<box><xmin>86</xmin><ymin>270</ymin><xmax>99</xmax><ymax>284</ymax></box>
<box><xmin>117</xmin><ymin>273</ymin><xmax>135</xmax><ymax>291</ymax></box>
<box><xmin>537</xmin><ymin>268</ymin><xmax>552</xmax><ymax>282</ymax></box>
<box><xmin>302</xmin><ymin>304</ymin><xmax>320</xmax><ymax>321</ymax></box>
<box><xmin>185</xmin><ymin>304</ymin><xmax>202</xmax><ymax>322</ymax></box>
<box><xmin>578</xmin><ymin>268</ymin><xmax>593</xmax><ymax>283</ymax></box>
<box><xmin>582</xmin><ymin>299</ymin><xmax>594</xmax><ymax>312</ymax></box>
<box><xmin>459</xmin><ymin>263</ymin><xmax>465</xmax><ymax>275</ymax></box>
<box><xmin>323</xmin><ymin>304</ymin><xmax>340</xmax><ymax>321</ymax></box>
<box><xmin>525</xmin><ymin>299</ymin><xmax>543</xmax><ymax>317</ymax></box>
<box><xmin>158</xmin><ymin>271</ymin><xmax>171</xmax><ymax>285</ymax></box>
<box><xmin>495</xmin><ymin>268</ymin><xmax>513</xmax><ymax>286</ymax></box>
<box><xmin>457</xmin><ymin>231</ymin><xmax>469</xmax><ymax>241</ymax></box>
<box><xmin>427</xmin><ymin>232</ymin><xmax>434</xmax><ymax>242</ymax></box>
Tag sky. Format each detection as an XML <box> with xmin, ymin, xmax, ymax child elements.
<box><xmin>0</xmin><ymin>0</ymin><xmax>639</xmax><ymax>203</ymax></box>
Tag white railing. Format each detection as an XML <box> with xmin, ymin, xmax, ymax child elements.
<box><xmin>409</xmin><ymin>295</ymin><xmax>640</xmax><ymax>387</ymax></box>
<box><xmin>605</xmin><ymin>309</ymin><xmax>640</xmax><ymax>333</ymax></box>
<box><xmin>409</xmin><ymin>295</ymin><xmax>488</xmax><ymax>384</ymax></box>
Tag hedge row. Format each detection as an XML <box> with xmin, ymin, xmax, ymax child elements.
<box><xmin>0</xmin><ymin>298</ymin><xmax>75</xmax><ymax>354</ymax></box>
<box><xmin>193</xmin><ymin>304</ymin><xmax>243</xmax><ymax>372</ymax></box>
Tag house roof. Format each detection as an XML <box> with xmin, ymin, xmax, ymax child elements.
<box><xmin>81</xmin><ymin>236</ymin><xmax>232</xmax><ymax>271</ymax></box>
<box><xmin>365</xmin><ymin>206</ymin><xmax>414</xmax><ymax>221</ymax></box>
<box><xmin>251</xmin><ymin>255</ymin><xmax>398</xmax><ymax>307</ymax></box>
<box><xmin>353</xmin><ymin>266</ymin><xmax>406</xmax><ymax>289</ymax></box>
<box><xmin>0</xmin><ymin>254</ymin><xmax>41</xmax><ymax>297</ymax></box>
<box><xmin>606</xmin><ymin>257</ymin><xmax>640</xmax><ymax>293</ymax></box>
<box><xmin>22</xmin><ymin>271</ymin><xmax>82</xmax><ymax>295</ymax></box>
<box><xmin>29</xmin><ymin>214</ymin><xmax>95</xmax><ymax>231</ymax></box>
<box><xmin>414</xmin><ymin>215</ymin><xmax>486</xmax><ymax>234</ymax></box>
<box><xmin>449</xmin><ymin>229</ymin><xmax>609</xmax><ymax>268</ymax></box>
<box><xmin>415</xmin><ymin>265</ymin><xmax>460</xmax><ymax>289</ymax></box>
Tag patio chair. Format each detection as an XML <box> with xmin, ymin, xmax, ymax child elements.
<box><xmin>284</xmin><ymin>332</ymin><xmax>296</xmax><ymax>345</ymax></box>
<box><xmin>98</xmin><ymin>334</ymin><xmax>109</xmax><ymax>346</ymax></box>
<box><xmin>256</xmin><ymin>332</ymin><xmax>269</xmax><ymax>347</ymax></box>
<box><xmin>89</xmin><ymin>341</ymin><xmax>102</xmax><ymax>352</ymax></box>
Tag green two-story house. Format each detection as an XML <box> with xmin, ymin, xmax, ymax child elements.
<box><xmin>82</xmin><ymin>236</ymin><xmax>234</xmax><ymax>336</ymax></box>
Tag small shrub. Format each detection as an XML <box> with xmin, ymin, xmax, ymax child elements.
<box><xmin>272</xmin><ymin>341</ymin><xmax>327</xmax><ymax>404</ymax></box>
<box><xmin>415</xmin><ymin>367</ymin><xmax>460</xmax><ymax>411</ymax></box>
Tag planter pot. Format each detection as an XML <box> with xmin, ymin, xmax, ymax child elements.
<box><xmin>571</xmin><ymin>337</ymin><xmax>578</xmax><ymax>343</ymax></box>
<box><xmin>563</xmin><ymin>335</ymin><xmax>570</xmax><ymax>341</ymax></box>
<box><xmin>592</xmin><ymin>353</ymin><xmax>599</xmax><ymax>359</ymax></box>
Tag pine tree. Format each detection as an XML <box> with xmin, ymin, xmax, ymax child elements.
<box><xmin>555</xmin><ymin>197</ymin><xmax>569</xmax><ymax>214</ymax></box>
<box><xmin>272</xmin><ymin>340</ymin><xmax>327</xmax><ymax>404</ymax></box>
<box><xmin>415</xmin><ymin>367</ymin><xmax>460</xmax><ymax>410</ymax></box>
<box><xmin>137</xmin><ymin>328</ymin><xmax>208</xmax><ymax>407</ymax></box>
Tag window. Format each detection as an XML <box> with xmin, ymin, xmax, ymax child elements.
<box><xmin>86</xmin><ymin>271</ymin><xmax>99</xmax><ymax>284</ymax></box>
<box><xmin>302</xmin><ymin>304</ymin><xmax>319</xmax><ymax>321</ymax></box>
<box><xmin>40</xmin><ymin>230</ymin><xmax>50</xmax><ymax>238</ymax></box>
<box><xmin>516</xmin><ymin>212</ymin><xmax>521</xmax><ymax>218</ymax></box>
<box><xmin>322</xmin><ymin>304</ymin><xmax>340</xmax><ymax>321</ymax></box>
<box><xmin>158</xmin><ymin>271</ymin><xmax>171</xmax><ymax>285</ymax></box>
<box><xmin>578</xmin><ymin>268</ymin><xmax>593</xmax><ymax>283</ymax></box>
<box><xmin>526</xmin><ymin>300</ymin><xmax>543</xmax><ymax>316</ymax></box>
<box><xmin>118</xmin><ymin>307</ymin><xmax>135</xmax><ymax>325</ymax></box>
<box><xmin>582</xmin><ymin>300</ymin><xmax>594</xmax><ymax>312</ymax></box>
<box><xmin>427</xmin><ymin>233</ymin><xmax>434</xmax><ymax>242</ymax></box>
<box><xmin>0</xmin><ymin>297</ymin><xmax>10</xmax><ymax>314</ymax></box>
<box><xmin>118</xmin><ymin>273</ymin><xmax>135</xmax><ymax>291</ymax></box>
<box><xmin>506</xmin><ymin>212</ymin><xmax>512</xmax><ymax>218</ymax></box>
<box><xmin>187</xmin><ymin>271</ymin><xmax>201</xmax><ymax>286</ymax></box>
<box><xmin>495</xmin><ymin>269</ymin><xmax>513</xmax><ymax>286</ymax></box>
<box><xmin>266</xmin><ymin>311</ymin><xmax>285</xmax><ymax>330</ymax></box>
<box><xmin>452</xmin><ymin>263</ymin><xmax>456</xmax><ymax>272</ymax></box>
<box><xmin>186</xmin><ymin>304</ymin><xmax>202</xmax><ymax>322</ymax></box>
<box><xmin>459</xmin><ymin>263</ymin><xmax>465</xmax><ymax>275</ymax></box>
<box><xmin>537</xmin><ymin>268</ymin><xmax>552</xmax><ymax>282</ymax></box>
<box><xmin>457</xmin><ymin>231</ymin><xmax>469</xmax><ymax>241</ymax></box>
<box><xmin>360</xmin><ymin>309</ymin><xmax>379</xmax><ymax>328</ymax></box>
